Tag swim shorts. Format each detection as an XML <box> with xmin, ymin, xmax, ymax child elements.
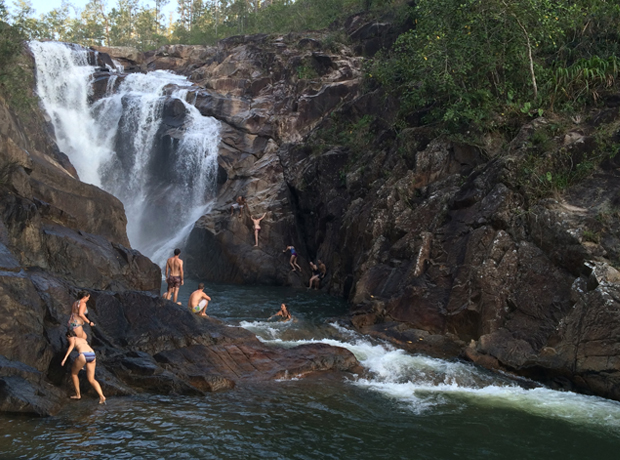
<box><xmin>192</xmin><ymin>299</ymin><xmax>207</xmax><ymax>313</ymax></box>
<box><xmin>167</xmin><ymin>276</ymin><xmax>182</xmax><ymax>289</ymax></box>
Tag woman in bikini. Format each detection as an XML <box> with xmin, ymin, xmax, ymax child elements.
<box><xmin>251</xmin><ymin>212</ymin><xmax>266</xmax><ymax>247</ymax></box>
<box><xmin>283</xmin><ymin>245</ymin><xmax>302</xmax><ymax>272</ymax></box>
<box><xmin>61</xmin><ymin>330</ymin><xmax>106</xmax><ymax>404</ymax></box>
<box><xmin>268</xmin><ymin>303</ymin><xmax>292</xmax><ymax>322</ymax></box>
<box><xmin>68</xmin><ymin>291</ymin><xmax>94</xmax><ymax>340</ymax></box>
<box><xmin>308</xmin><ymin>261</ymin><xmax>321</xmax><ymax>289</ymax></box>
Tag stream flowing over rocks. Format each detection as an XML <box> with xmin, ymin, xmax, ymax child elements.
<box><xmin>3</xmin><ymin>12</ymin><xmax>620</xmax><ymax>414</ymax></box>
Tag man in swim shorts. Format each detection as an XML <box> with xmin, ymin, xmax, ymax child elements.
<box><xmin>164</xmin><ymin>248</ymin><xmax>184</xmax><ymax>304</ymax></box>
<box><xmin>230</xmin><ymin>196</ymin><xmax>247</xmax><ymax>219</ymax></box>
<box><xmin>188</xmin><ymin>283</ymin><xmax>212</xmax><ymax>317</ymax></box>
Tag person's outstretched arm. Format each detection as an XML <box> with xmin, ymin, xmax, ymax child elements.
<box><xmin>61</xmin><ymin>338</ymin><xmax>76</xmax><ymax>366</ymax></box>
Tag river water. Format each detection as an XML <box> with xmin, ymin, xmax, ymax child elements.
<box><xmin>1</xmin><ymin>281</ymin><xmax>620</xmax><ymax>459</ymax></box>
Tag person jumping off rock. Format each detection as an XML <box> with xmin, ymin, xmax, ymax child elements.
<box><xmin>283</xmin><ymin>245</ymin><xmax>302</xmax><ymax>272</ymax></box>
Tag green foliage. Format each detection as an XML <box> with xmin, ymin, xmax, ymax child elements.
<box><xmin>3</xmin><ymin>0</ymin><xmax>389</xmax><ymax>50</ymax></box>
<box><xmin>582</xmin><ymin>229</ymin><xmax>601</xmax><ymax>244</ymax></box>
<box><xmin>517</xmin><ymin>126</ymin><xmax>606</xmax><ymax>199</ymax></box>
<box><xmin>0</xmin><ymin>13</ymin><xmax>34</xmax><ymax>111</ymax></box>
<box><xmin>371</xmin><ymin>0</ymin><xmax>620</xmax><ymax>134</ymax></box>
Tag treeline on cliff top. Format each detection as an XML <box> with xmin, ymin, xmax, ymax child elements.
<box><xmin>2</xmin><ymin>0</ymin><xmax>620</xmax><ymax>135</ymax></box>
<box><xmin>2</xmin><ymin>0</ymin><xmax>385</xmax><ymax>49</ymax></box>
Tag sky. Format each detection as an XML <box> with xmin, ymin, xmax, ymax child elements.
<box><xmin>14</xmin><ymin>0</ymin><xmax>177</xmax><ymax>18</ymax></box>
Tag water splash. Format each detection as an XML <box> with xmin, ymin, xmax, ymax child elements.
<box><xmin>29</xmin><ymin>41</ymin><xmax>220</xmax><ymax>266</ymax></box>
<box><xmin>241</xmin><ymin>320</ymin><xmax>620</xmax><ymax>428</ymax></box>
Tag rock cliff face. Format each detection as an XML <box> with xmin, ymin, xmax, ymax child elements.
<box><xmin>95</xmin><ymin>14</ymin><xmax>620</xmax><ymax>401</ymax></box>
<box><xmin>5</xmin><ymin>10</ymin><xmax>620</xmax><ymax>411</ymax></box>
<box><xmin>0</xmin><ymin>42</ymin><xmax>361</xmax><ymax>415</ymax></box>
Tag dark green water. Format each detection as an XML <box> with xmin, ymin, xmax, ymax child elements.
<box><xmin>1</xmin><ymin>281</ymin><xmax>620</xmax><ymax>459</ymax></box>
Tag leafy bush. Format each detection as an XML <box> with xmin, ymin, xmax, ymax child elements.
<box><xmin>370</xmin><ymin>0</ymin><xmax>620</xmax><ymax>133</ymax></box>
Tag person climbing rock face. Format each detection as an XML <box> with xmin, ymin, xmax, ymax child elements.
<box><xmin>61</xmin><ymin>330</ymin><xmax>106</xmax><ymax>404</ymax></box>
<box><xmin>230</xmin><ymin>196</ymin><xmax>247</xmax><ymax>218</ymax></box>
<box><xmin>251</xmin><ymin>212</ymin><xmax>266</xmax><ymax>247</ymax></box>
<box><xmin>164</xmin><ymin>248</ymin><xmax>184</xmax><ymax>304</ymax></box>
<box><xmin>308</xmin><ymin>261</ymin><xmax>321</xmax><ymax>290</ymax></box>
<box><xmin>68</xmin><ymin>290</ymin><xmax>93</xmax><ymax>340</ymax></box>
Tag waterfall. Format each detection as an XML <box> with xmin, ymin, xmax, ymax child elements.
<box><xmin>29</xmin><ymin>41</ymin><xmax>220</xmax><ymax>266</ymax></box>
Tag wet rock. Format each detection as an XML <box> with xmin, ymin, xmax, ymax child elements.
<box><xmin>0</xmin><ymin>356</ymin><xmax>65</xmax><ymax>416</ymax></box>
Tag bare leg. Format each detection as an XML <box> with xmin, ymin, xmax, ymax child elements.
<box><xmin>85</xmin><ymin>360</ymin><xmax>106</xmax><ymax>404</ymax></box>
<box><xmin>254</xmin><ymin>229</ymin><xmax>259</xmax><ymax>246</ymax></box>
<box><xmin>200</xmin><ymin>301</ymin><xmax>209</xmax><ymax>317</ymax></box>
<box><xmin>164</xmin><ymin>288</ymin><xmax>172</xmax><ymax>300</ymax></box>
<box><xmin>309</xmin><ymin>275</ymin><xmax>318</xmax><ymax>289</ymax></box>
<box><xmin>172</xmin><ymin>287</ymin><xmax>180</xmax><ymax>304</ymax></box>
<box><xmin>289</xmin><ymin>255</ymin><xmax>296</xmax><ymax>271</ymax></box>
<box><xmin>293</xmin><ymin>256</ymin><xmax>302</xmax><ymax>272</ymax></box>
<box><xmin>70</xmin><ymin>355</ymin><xmax>86</xmax><ymax>399</ymax></box>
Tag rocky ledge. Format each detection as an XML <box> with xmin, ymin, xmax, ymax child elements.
<box><xmin>0</xmin><ymin>69</ymin><xmax>360</xmax><ymax>416</ymax></box>
<box><xmin>92</xmin><ymin>15</ymin><xmax>620</xmax><ymax>403</ymax></box>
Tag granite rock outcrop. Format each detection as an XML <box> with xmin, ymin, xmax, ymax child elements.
<box><xmin>90</xmin><ymin>18</ymin><xmax>620</xmax><ymax>401</ymax></box>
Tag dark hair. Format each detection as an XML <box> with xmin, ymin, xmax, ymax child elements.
<box><xmin>198</xmin><ymin>283</ymin><xmax>205</xmax><ymax>290</ymax></box>
<box><xmin>174</xmin><ymin>248</ymin><xmax>181</xmax><ymax>255</ymax></box>
<box><xmin>77</xmin><ymin>290</ymin><xmax>90</xmax><ymax>300</ymax></box>
<box><xmin>66</xmin><ymin>329</ymin><xmax>77</xmax><ymax>338</ymax></box>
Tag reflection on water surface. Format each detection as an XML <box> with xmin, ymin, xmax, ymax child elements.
<box><xmin>1</xmin><ymin>282</ymin><xmax>619</xmax><ymax>459</ymax></box>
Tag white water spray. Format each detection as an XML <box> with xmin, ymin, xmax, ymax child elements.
<box><xmin>240</xmin><ymin>320</ymin><xmax>620</xmax><ymax>429</ymax></box>
<box><xmin>29</xmin><ymin>41</ymin><xmax>220</xmax><ymax>266</ymax></box>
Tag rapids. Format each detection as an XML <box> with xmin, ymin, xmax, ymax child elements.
<box><xmin>1</xmin><ymin>282</ymin><xmax>619</xmax><ymax>459</ymax></box>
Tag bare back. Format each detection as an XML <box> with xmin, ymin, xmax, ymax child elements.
<box><xmin>71</xmin><ymin>336</ymin><xmax>94</xmax><ymax>354</ymax></box>
<box><xmin>188</xmin><ymin>289</ymin><xmax>211</xmax><ymax>309</ymax></box>
<box><xmin>166</xmin><ymin>256</ymin><xmax>183</xmax><ymax>277</ymax></box>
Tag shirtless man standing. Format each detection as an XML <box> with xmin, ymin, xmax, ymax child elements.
<box><xmin>188</xmin><ymin>283</ymin><xmax>212</xmax><ymax>317</ymax></box>
<box><xmin>164</xmin><ymin>248</ymin><xmax>184</xmax><ymax>304</ymax></box>
<box><xmin>251</xmin><ymin>212</ymin><xmax>266</xmax><ymax>247</ymax></box>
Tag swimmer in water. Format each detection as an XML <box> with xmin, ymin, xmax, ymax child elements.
<box><xmin>188</xmin><ymin>283</ymin><xmax>212</xmax><ymax>317</ymax></box>
<box><xmin>268</xmin><ymin>303</ymin><xmax>292</xmax><ymax>322</ymax></box>
<box><xmin>61</xmin><ymin>330</ymin><xmax>106</xmax><ymax>404</ymax></box>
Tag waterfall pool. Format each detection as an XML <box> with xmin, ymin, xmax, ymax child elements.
<box><xmin>2</xmin><ymin>281</ymin><xmax>619</xmax><ymax>459</ymax></box>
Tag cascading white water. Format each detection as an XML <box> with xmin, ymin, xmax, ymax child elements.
<box><xmin>239</xmin><ymin>319</ymin><xmax>620</xmax><ymax>429</ymax></box>
<box><xmin>29</xmin><ymin>41</ymin><xmax>220</xmax><ymax>266</ymax></box>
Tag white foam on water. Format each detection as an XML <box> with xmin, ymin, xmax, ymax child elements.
<box><xmin>243</xmin><ymin>323</ymin><xmax>620</xmax><ymax>429</ymax></box>
<box><xmin>29</xmin><ymin>41</ymin><xmax>220</xmax><ymax>260</ymax></box>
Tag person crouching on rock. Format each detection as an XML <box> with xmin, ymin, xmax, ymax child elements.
<box><xmin>269</xmin><ymin>303</ymin><xmax>292</xmax><ymax>322</ymax></box>
<box><xmin>61</xmin><ymin>330</ymin><xmax>106</xmax><ymax>404</ymax></box>
<box><xmin>68</xmin><ymin>290</ymin><xmax>94</xmax><ymax>340</ymax></box>
<box><xmin>164</xmin><ymin>248</ymin><xmax>184</xmax><ymax>304</ymax></box>
<box><xmin>189</xmin><ymin>283</ymin><xmax>212</xmax><ymax>317</ymax></box>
